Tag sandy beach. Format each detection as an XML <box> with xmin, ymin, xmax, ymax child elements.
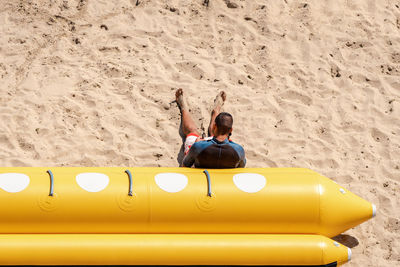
<box><xmin>0</xmin><ymin>0</ymin><xmax>399</xmax><ymax>265</ymax></box>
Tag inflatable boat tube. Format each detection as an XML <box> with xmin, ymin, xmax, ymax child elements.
<box><xmin>0</xmin><ymin>167</ymin><xmax>375</xmax><ymax>237</ymax></box>
<box><xmin>0</xmin><ymin>234</ymin><xmax>350</xmax><ymax>266</ymax></box>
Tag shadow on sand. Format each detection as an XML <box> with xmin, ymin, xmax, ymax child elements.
<box><xmin>332</xmin><ymin>234</ymin><xmax>359</xmax><ymax>248</ymax></box>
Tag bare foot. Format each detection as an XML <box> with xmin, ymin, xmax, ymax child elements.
<box><xmin>175</xmin><ymin>88</ymin><xmax>188</xmax><ymax>110</ymax></box>
<box><xmin>212</xmin><ymin>91</ymin><xmax>226</xmax><ymax>112</ymax></box>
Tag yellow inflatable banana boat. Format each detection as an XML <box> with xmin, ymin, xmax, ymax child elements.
<box><xmin>0</xmin><ymin>234</ymin><xmax>350</xmax><ymax>266</ymax></box>
<box><xmin>0</xmin><ymin>167</ymin><xmax>374</xmax><ymax>237</ymax></box>
<box><xmin>0</xmin><ymin>167</ymin><xmax>374</xmax><ymax>266</ymax></box>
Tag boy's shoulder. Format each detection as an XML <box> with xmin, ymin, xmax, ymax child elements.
<box><xmin>229</xmin><ymin>140</ymin><xmax>244</xmax><ymax>149</ymax></box>
<box><xmin>192</xmin><ymin>138</ymin><xmax>213</xmax><ymax>149</ymax></box>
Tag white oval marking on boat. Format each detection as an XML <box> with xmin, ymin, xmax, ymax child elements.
<box><xmin>0</xmin><ymin>173</ymin><xmax>30</xmax><ymax>193</ymax></box>
<box><xmin>155</xmin><ymin>173</ymin><xmax>188</xmax><ymax>193</ymax></box>
<box><xmin>76</xmin><ymin>173</ymin><xmax>109</xmax><ymax>192</ymax></box>
<box><xmin>340</xmin><ymin>188</ymin><xmax>346</xmax><ymax>194</ymax></box>
<box><xmin>233</xmin><ymin>173</ymin><xmax>266</xmax><ymax>193</ymax></box>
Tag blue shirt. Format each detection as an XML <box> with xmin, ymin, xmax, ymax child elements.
<box><xmin>182</xmin><ymin>137</ymin><xmax>246</xmax><ymax>168</ymax></box>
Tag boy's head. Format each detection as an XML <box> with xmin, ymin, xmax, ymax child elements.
<box><xmin>214</xmin><ymin>112</ymin><xmax>233</xmax><ymax>136</ymax></box>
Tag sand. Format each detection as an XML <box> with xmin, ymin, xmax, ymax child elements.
<box><xmin>0</xmin><ymin>0</ymin><xmax>399</xmax><ymax>265</ymax></box>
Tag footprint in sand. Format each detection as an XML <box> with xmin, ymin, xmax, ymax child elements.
<box><xmin>371</xmin><ymin>128</ymin><xmax>389</xmax><ymax>143</ymax></box>
<box><xmin>279</xmin><ymin>90</ymin><xmax>312</xmax><ymax>106</ymax></box>
<box><xmin>175</xmin><ymin>61</ymin><xmax>205</xmax><ymax>80</ymax></box>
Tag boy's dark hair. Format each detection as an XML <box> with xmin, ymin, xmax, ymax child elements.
<box><xmin>215</xmin><ymin>112</ymin><xmax>233</xmax><ymax>135</ymax></box>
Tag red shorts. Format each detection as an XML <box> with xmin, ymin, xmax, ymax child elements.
<box><xmin>184</xmin><ymin>133</ymin><xmax>215</xmax><ymax>155</ymax></box>
<box><xmin>184</xmin><ymin>133</ymin><xmax>199</xmax><ymax>155</ymax></box>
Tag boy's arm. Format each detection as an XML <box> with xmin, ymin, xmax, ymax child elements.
<box><xmin>181</xmin><ymin>144</ymin><xmax>197</xmax><ymax>167</ymax></box>
<box><xmin>237</xmin><ymin>146</ymin><xmax>246</xmax><ymax>168</ymax></box>
<box><xmin>238</xmin><ymin>157</ymin><xmax>246</xmax><ymax>168</ymax></box>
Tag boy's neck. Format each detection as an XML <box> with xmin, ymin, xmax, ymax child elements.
<box><xmin>214</xmin><ymin>134</ymin><xmax>229</xmax><ymax>142</ymax></box>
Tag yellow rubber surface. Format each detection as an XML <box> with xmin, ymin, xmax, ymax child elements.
<box><xmin>0</xmin><ymin>234</ymin><xmax>350</xmax><ymax>266</ymax></box>
<box><xmin>0</xmin><ymin>167</ymin><xmax>374</xmax><ymax>237</ymax></box>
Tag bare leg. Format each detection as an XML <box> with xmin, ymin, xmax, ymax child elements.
<box><xmin>176</xmin><ymin>89</ymin><xmax>200</xmax><ymax>136</ymax></box>
<box><xmin>208</xmin><ymin>91</ymin><xmax>226</xmax><ymax>136</ymax></box>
